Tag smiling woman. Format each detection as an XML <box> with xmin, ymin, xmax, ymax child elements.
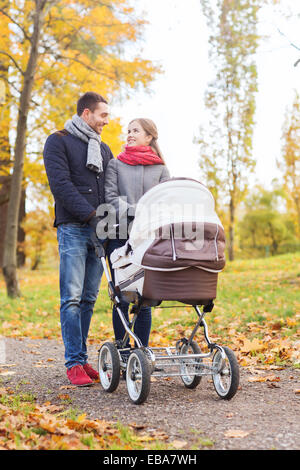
<box><xmin>104</xmin><ymin>117</ymin><xmax>170</xmax><ymax>351</ymax></box>
<box><xmin>127</xmin><ymin>118</ymin><xmax>165</xmax><ymax>162</ymax></box>
<box><xmin>127</xmin><ymin>120</ymin><xmax>152</xmax><ymax>146</ymax></box>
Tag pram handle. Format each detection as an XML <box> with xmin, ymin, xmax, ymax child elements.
<box><xmin>91</xmin><ymin>232</ymin><xmax>107</xmax><ymax>259</ymax></box>
<box><xmin>97</xmin><ymin>255</ymin><xmax>121</xmax><ymax>306</ymax></box>
<box><xmin>98</xmin><ymin>254</ymin><xmax>143</xmax><ymax>349</ymax></box>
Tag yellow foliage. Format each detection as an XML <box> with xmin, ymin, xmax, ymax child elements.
<box><xmin>0</xmin><ymin>8</ymin><xmax>11</xmax><ymax>182</ymax></box>
<box><xmin>101</xmin><ymin>118</ymin><xmax>124</xmax><ymax>157</ymax></box>
<box><xmin>280</xmin><ymin>91</ymin><xmax>300</xmax><ymax>236</ymax></box>
<box><xmin>0</xmin><ymin>0</ymin><xmax>160</xmax><ymax>197</ymax></box>
<box><xmin>22</xmin><ymin>209</ymin><xmax>57</xmax><ymax>269</ymax></box>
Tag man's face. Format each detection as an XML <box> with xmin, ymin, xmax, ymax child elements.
<box><xmin>81</xmin><ymin>102</ymin><xmax>109</xmax><ymax>135</ymax></box>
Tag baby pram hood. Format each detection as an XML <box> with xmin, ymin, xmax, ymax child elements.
<box><xmin>110</xmin><ymin>178</ymin><xmax>226</xmax><ymax>304</ymax></box>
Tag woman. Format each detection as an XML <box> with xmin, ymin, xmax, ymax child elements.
<box><xmin>105</xmin><ymin>118</ymin><xmax>170</xmax><ymax>348</ymax></box>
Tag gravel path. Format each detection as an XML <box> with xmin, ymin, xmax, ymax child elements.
<box><xmin>1</xmin><ymin>336</ymin><xmax>299</xmax><ymax>450</ymax></box>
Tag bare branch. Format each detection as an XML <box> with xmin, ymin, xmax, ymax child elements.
<box><xmin>277</xmin><ymin>28</ymin><xmax>300</xmax><ymax>51</ymax></box>
<box><xmin>277</xmin><ymin>28</ymin><xmax>300</xmax><ymax>67</ymax></box>
<box><xmin>54</xmin><ymin>53</ymin><xmax>116</xmax><ymax>81</ymax></box>
<box><xmin>0</xmin><ymin>51</ymin><xmax>24</xmax><ymax>75</ymax></box>
<box><xmin>294</xmin><ymin>58</ymin><xmax>300</xmax><ymax>67</ymax></box>
<box><xmin>0</xmin><ymin>74</ymin><xmax>21</xmax><ymax>95</ymax></box>
<box><xmin>0</xmin><ymin>8</ymin><xmax>32</xmax><ymax>43</ymax></box>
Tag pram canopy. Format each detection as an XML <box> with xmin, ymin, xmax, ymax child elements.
<box><xmin>110</xmin><ymin>178</ymin><xmax>226</xmax><ymax>305</ymax></box>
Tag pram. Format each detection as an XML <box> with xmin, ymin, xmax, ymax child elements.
<box><xmin>97</xmin><ymin>178</ymin><xmax>239</xmax><ymax>404</ymax></box>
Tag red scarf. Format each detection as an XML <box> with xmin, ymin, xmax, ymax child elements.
<box><xmin>117</xmin><ymin>145</ymin><xmax>164</xmax><ymax>166</ymax></box>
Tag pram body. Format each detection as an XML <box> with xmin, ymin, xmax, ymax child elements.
<box><xmin>98</xmin><ymin>178</ymin><xmax>239</xmax><ymax>404</ymax></box>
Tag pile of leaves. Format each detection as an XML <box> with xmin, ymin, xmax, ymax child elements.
<box><xmin>0</xmin><ymin>386</ymin><xmax>169</xmax><ymax>450</ymax></box>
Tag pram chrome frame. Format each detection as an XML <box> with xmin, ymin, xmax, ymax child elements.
<box><xmin>99</xmin><ymin>255</ymin><xmax>239</xmax><ymax>404</ymax></box>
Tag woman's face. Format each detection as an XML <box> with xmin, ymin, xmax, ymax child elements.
<box><xmin>127</xmin><ymin>121</ymin><xmax>152</xmax><ymax>147</ymax></box>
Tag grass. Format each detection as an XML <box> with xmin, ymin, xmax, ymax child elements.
<box><xmin>0</xmin><ymin>384</ymin><xmax>174</xmax><ymax>450</ymax></box>
<box><xmin>0</xmin><ymin>253</ymin><xmax>299</xmax><ymax>450</ymax></box>
<box><xmin>149</xmin><ymin>253</ymin><xmax>300</xmax><ymax>362</ymax></box>
<box><xmin>0</xmin><ymin>267</ymin><xmax>112</xmax><ymax>340</ymax></box>
<box><xmin>0</xmin><ymin>252</ymin><xmax>299</xmax><ymax>365</ymax></box>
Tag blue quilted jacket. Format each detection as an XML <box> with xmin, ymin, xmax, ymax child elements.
<box><xmin>43</xmin><ymin>130</ymin><xmax>113</xmax><ymax>227</ymax></box>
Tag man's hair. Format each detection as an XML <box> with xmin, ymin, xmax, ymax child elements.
<box><xmin>77</xmin><ymin>92</ymin><xmax>107</xmax><ymax>116</ymax></box>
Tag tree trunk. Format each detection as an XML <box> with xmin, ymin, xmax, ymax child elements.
<box><xmin>17</xmin><ymin>188</ymin><xmax>26</xmax><ymax>267</ymax></box>
<box><xmin>0</xmin><ymin>60</ymin><xmax>12</xmax><ymax>267</ymax></box>
<box><xmin>0</xmin><ymin>181</ymin><xmax>26</xmax><ymax>268</ymax></box>
<box><xmin>2</xmin><ymin>1</ymin><xmax>46</xmax><ymax>297</ymax></box>
<box><xmin>294</xmin><ymin>194</ymin><xmax>300</xmax><ymax>237</ymax></box>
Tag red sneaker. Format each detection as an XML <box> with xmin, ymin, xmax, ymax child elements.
<box><xmin>83</xmin><ymin>363</ymin><xmax>99</xmax><ymax>381</ymax></box>
<box><xmin>67</xmin><ymin>364</ymin><xmax>93</xmax><ymax>386</ymax></box>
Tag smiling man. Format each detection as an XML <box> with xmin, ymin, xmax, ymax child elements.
<box><xmin>43</xmin><ymin>92</ymin><xmax>113</xmax><ymax>386</ymax></box>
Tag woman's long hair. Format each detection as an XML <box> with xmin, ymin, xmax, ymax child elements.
<box><xmin>129</xmin><ymin>118</ymin><xmax>165</xmax><ymax>164</ymax></box>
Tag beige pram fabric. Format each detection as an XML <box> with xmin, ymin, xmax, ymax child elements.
<box><xmin>109</xmin><ymin>178</ymin><xmax>226</xmax><ymax>306</ymax></box>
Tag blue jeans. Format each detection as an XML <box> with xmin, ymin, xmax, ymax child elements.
<box><xmin>106</xmin><ymin>238</ymin><xmax>152</xmax><ymax>347</ymax></box>
<box><xmin>57</xmin><ymin>223</ymin><xmax>103</xmax><ymax>369</ymax></box>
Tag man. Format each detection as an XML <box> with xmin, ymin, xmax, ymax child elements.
<box><xmin>43</xmin><ymin>92</ymin><xmax>113</xmax><ymax>386</ymax></box>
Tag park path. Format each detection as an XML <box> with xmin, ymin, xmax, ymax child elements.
<box><xmin>1</xmin><ymin>336</ymin><xmax>299</xmax><ymax>450</ymax></box>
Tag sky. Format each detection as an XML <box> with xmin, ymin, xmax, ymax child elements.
<box><xmin>113</xmin><ymin>0</ymin><xmax>300</xmax><ymax>189</ymax></box>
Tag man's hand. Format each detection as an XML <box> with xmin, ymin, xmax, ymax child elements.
<box><xmin>88</xmin><ymin>216</ymin><xmax>107</xmax><ymax>258</ymax></box>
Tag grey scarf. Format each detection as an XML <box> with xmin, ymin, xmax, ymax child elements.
<box><xmin>64</xmin><ymin>114</ymin><xmax>103</xmax><ymax>173</ymax></box>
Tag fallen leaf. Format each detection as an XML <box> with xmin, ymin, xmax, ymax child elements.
<box><xmin>294</xmin><ymin>389</ymin><xmax>300</xmax><ymax>395</ymax></box>
<box><xmin>266</xmin><ymin>375</ymin><xmax>280</xmax><ymax>382</ymax></box>
<box><xmin>170</xmin><ymin>439</ymin><xmax>187</xmax><ymax>449</ymax></box>
<box><xmin>129</xmin><ymin>423</ymin><xmax>146</xmax><ymax>430</ymax></box>
<box><xmin>57</xmin><ymin>394</ymin><xmax>70</xmax><ymax>400</ymax></box>
<box><xmin>271</xmin><ymin>322</ymin><xmax>282</xmax><ymax>330</ymax></box>
<box><xmin>248</xmin><ymin>376</ymin><xmax>265</xmax><ymax>383</ymax></box>
<box><xmin>39</xmin><ymin>403</ymin><xmax>64</xmax><ymax>413</ymax></box>
<box><xmin>77</xmin><ymin>413</ymin><xmax>87</xmax><ymax>423</ymax></box>
<box><xmin>224</xmin><ymin>429</ymin><xmax>249</xmax><ymax>438</ymax></box>
<box><xmin>135</xmin><ymin>435</ymin><xmax>155</xmax><ymax>443</ymax></box>
<box><xmin>267</xmin><ymin>382</ymin><xmax>280</xmax><ymax>389</ymax></box>
<box><xmin>241</xmin><ymin>338</ymin><xmax>266</xmax><ymax>353</ymax></box>
<box><xmin>248</xmin><ymin>375</ymin><xmax>280</xmax><ymax>383</ymax></box>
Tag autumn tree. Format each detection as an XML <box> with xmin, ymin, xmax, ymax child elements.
<box><xmin>197</xmin><ymin>0</ymin><xmax>262</xmax><ymax>260</ymax></box>
<box><xmin>0</xmin><ymin>12</ymin><xmax>13</xmax><ymax>265</ymax></box>
<box><xmin>239</xmin><ymin>185</ymin><xmax>296</xmax><ymax>257</ymax></box>
<box><xmin>22</xmin><ymin>209</ymin><xmax>57</xmax><ymax>270</ymax></box>
<box><xmin>0</xmin><ymin>0</ymin><xmax>159</xmax><ymax>297</ymax></box>
<box><xmin>279</xmin><ymin>90</ymin><xmax>300</xmax><ymax>236</ymax></box>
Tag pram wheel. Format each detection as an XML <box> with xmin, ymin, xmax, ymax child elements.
<box><xmin>212</xmin><ymin>346</ymin><xmax>239</xmax><ymax>400</ymax></box>
<box><xmin>126</xmin><ymin>349</ymin><xmax>151</xmax><ymax>405</ymax></box>
<box><xmin>98</xmin><ymin>342</ymin><xmax>120</xmax><ymax>393</ymax></box>
<box><xmin>179</xmin><ymin>340</ymin><xmax>202</xmax><ymax>389</ymax></box>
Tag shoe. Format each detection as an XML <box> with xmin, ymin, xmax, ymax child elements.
<box><xmin>83</xmin><ymin>363</ymin><xmax>99</xmax><ymax>381</ymax></box>
<box><xmin>67</xmin><ymin>364</ymin><xmax>93</xmax><ymax>386</ymax></box>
